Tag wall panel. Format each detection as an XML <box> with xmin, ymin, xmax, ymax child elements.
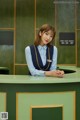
<box><xmin>0</xmin><ymin>0</ymin><xmax>14</xmax><ymax>74</ymax></box>
<box><xmin>0</xmin><ymin>0</ymin><xmax>14</xmax><ymax>28</ymax></box>
<box><xmin>55</xmin><ymin>0</ymin><xmax>76</xmax><ymax>64</ymax></box>
<box><xmin>16</xmin><ymin>0</ymin><xmax>35</xmax><ymax>64</ymax></box>
<box><xmin>15</xmin><ymin>65</ymin><xmax>28</xmax><ymax>75</ymax></box>
<box><xmin>36</xmin><ymin>0</ymin><xmax>55</xmax><ymax>28</ymax></box>
<box><xmin>77</xmin><ymin>0</ymin><xmax>80</xmax><ymax>66</ymax></box>
<box><xmin>0</xmin><ymin>0</ymin><xmax>80</xmax><ymax>75</ymax></box>
<box><xmin>77</xmin><ymin>0</ymin><xmax>80</xmax><ymax>29</ymax></box>
<box><xmin>77</xmin><ymin>30</ymin><xmax>80</xmax><ymax>66</ymax></box>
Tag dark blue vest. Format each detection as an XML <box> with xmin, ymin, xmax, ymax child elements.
<box><xmin>30</xmin><ymin>45</ymin><xmax>54</xmax><ymax>71</ymax></box>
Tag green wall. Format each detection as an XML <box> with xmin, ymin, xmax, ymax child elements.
<box><xmin>0</xmin><ymin>0</ymin><xmax>14</xmax><ymax>74</ymax></box>
<box><xmin>15</xmin><ymin>0</ymin><xmax>35</xmax><ymax>74</ymax></box>
<box><xmin>0</xmin><ymin>0</ymin><xmax>80</xmax><ymax>75</ymax></box>
<box><xmin>55</xmin><ymin>1</ymin><xmax>75</xmax><ymax>64</ymax></box>
<box><xmin>77</xmin><ymin>0</ymin><xmax>80</xmax><ymax>67</ymax></box>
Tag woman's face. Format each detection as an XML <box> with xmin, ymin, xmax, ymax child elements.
<box><xmin>39</xmin><ymin>30</ymin><xmax>54</xmax><ymax>46</ymax></box>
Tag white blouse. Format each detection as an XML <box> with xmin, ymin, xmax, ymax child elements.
<box><xmin>25</xmin><ymin>45</ymin><xmax>57</xmax><ymax>76</ymax></box>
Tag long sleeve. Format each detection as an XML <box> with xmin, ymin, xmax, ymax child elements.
<box><xmin>25</xmin><ymin>45</ymin><xmax>57</xmax><ymax>76</ymax></box>
<box><xmin>25</xmin><ymin>46</ymin><xmax>45</xmax><ymax>76</ymax></box>
<box><xmin>50</xmin><ymin>46</ymin><xmax>58</xmax><ymax>71</ymax></box>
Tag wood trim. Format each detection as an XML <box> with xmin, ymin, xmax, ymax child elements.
<box><xmin>75</xmin><ymin>0</ymin><xmax>78</xmax><ymax>66</ymax></box>
<box><xmin>58</xmin><ymin>64</ymin><xmax>76</xmax><ymax>66</ymax></box>
<box><xmin>0</xmin><ymin>28</ymin><xmax>15</xmax><ymax>30</ymax></box>
<box><xmin>14</xmin><ymin>0</ymin><xmax>16</xmax><ymax>74</ymax></box>
<box><xmin>15</xmin><ymin>64</ymin><xmax>27</xmax><ymax>66</ymax></box>
<box><xmin>76</xmin><ymin>29</ymin><xmax>80</xmax><ymax>30</ymax></box>
<box><xmin>31</xmin><ymin>105</ymin><xmax>63</xmax><ymax>120</ymax></box>
<box><xmin>34</xmin><ymin>0</ymin><xmax>36</xmax><ymax>40</ymax></box>
<box><xmin>54</xmin><ymin>0</ymin><xmax>57</xmax><ymax>46</ymax></box>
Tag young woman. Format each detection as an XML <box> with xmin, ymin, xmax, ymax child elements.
<box><xmin>25</xmin><ymin>24</ymin><xmax>64</xmax><ymax>77</ymax></box>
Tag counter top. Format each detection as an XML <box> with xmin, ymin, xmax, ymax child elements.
<box><xmin>0</xmin><ymin>66</ymin><xmax>80</xmax><ymax>84</ymax></box>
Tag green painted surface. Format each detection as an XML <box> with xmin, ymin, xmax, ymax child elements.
<box><xmin>0</xmin><ymin>0</ymin><xmax>14</xmax><ymax>28</ymax></box>
<box><xmin>77</xmin><ymin>0</ymin><xmax>80</xmax><ymax>28</ymax></box>
<box><xmin>0</xmin><ymin>0</ymin><xmax>80</xmax><ymax>75</ymax></box>
<box><xmin>32</xmin><ymin>107</ymin><xmax>62</xmax><ymax>120</ymax></box>
<box><xmin>0</xmin><ymin>45</ymin><xmax>14</xmax><ymax>74</ymax></box>
<box><xmin>0</xmin><ymin>93</ymin><xmax>6</xmax><ymax>112</ymax></box>
<box><xmin>0</xmin><ymin>72</ymin><xmax>80</xmax><ymax>120</ymax></box>
<box><xmin>0</xmin><ymin>66</ymin><xmax>80</xmax><ymax>84</ymax></box>
<box><xmin>15</xmin><ymin>65</ymin><xmax>28</xmax><ymax>75</ymax></box>
<box><xmin>17</xmin><ymin>92</ymin><xmax>75</xmax><ymax>120</ymax></box>
<box><xmin>36</xmin><ymin>0</ymin><xmax>55</xmax><ymax>27</ymax></box>
<box><xmin>56</xmin><ymin>0</ymin><xmax>75</xmax><ymax>32</ymax></box>
<box><xmin>0</xmin><ymin>0</ymin><xmax>14</xmax><ymax>74</ymax></box>
<box><xmin>55</xmin><ymin>0</ymin><xmax>76</xmax><ymax>64</ymax></box>
<box><xmin>77</xmin><ymin>31</ymin><xmax>80</xmax><ymax>67</ymax></box>
<box><xmin>16</xmin><ymin>0</ymin><xmax>34</xmax><ymax>64</ymax></box>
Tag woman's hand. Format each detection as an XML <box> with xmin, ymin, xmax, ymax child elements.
<box><xmin>54</xmin><ymin>70</ymin><xmax>64</xmax><ymax>78</ymax></box>
<box><xmin>45</xmin><ymin>70</ymin><xmax>64</xmax><ymax>78</ymax></box>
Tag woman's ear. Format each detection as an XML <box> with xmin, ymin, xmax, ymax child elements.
<box><xmin>39</xmin><ymin>31</ymin><xmax>42</xmax><ymax>36</ymax></box>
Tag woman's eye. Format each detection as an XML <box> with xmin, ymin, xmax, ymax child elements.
<box><xmin>45</xmin><ymin>32</ymin><xmax>48</xmax><ymax>35</ymax></box>
<box><xmin>50</xmin><ymin>36</ymin><xmax>53</xmax><ymax>38</ymax></box>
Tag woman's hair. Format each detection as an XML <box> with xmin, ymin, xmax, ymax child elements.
<box><xmin>34</xmin><ymin>24</ymin><xmax>56</xmax><ymax>46</ymax></box>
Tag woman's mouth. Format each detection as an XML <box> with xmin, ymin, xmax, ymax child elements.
<box><xmin>45</xmin><ymin>40</ymin><xmax>48</xmax><ymax>43</ymax></box>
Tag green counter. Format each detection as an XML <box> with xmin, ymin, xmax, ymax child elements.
<box><xmin>0</xmin><ymin>66</ymin><xmax>80</xmax><ymax>120</ymax></box>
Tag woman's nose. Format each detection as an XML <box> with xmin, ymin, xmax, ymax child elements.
<box><xmin>47</xmin><ymin>35</ymin><xmax>50</xmax><ymax>39</ymax></box>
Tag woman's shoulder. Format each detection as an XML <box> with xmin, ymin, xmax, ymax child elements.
<box><xmin>50</xmin><ymin>45</ymin><xmax>57</xmax><ymax>50</ymax></box>
<box><xmin>50</xmin><ymin>45</ymin><xmax>57</xmax><ymax>53</ymax></box>
<box><xmin>53</xmin><ymin>46</ymin><xmax>57</xmax><ymax>54</ymax></box>
<box><xmin>54</xmin><ymin>45</ymin><xmax>57</xmax><ymax>49</ymax></box>
<box><xmin>25</xmin><ymin>45</ymin><xmax>35</xmax><ymax>52</ymax></box>
<box><xmin>25</xmin><ymin>46</ymin><xmax>30</xmax><ymax>49</ymax></box>
<box><xmin>25</xmin><ymin>46</ymin><xmax>31</xmax><ymax>52</ymax></box>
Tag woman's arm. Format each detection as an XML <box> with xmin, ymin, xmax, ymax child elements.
<box><xmin>46</xmin><ymin>46</ymin><xmax>64</xmax><ymax>77</ymax></box>
<box><xmin>25</xmin><ymin>46</ymin><xmax>64</xmax><ymax>77</ymax></box>
<box><xmin>44</xmin><ymin>70</ymin><xmax>64</xmax><ymax>78</ymax></box>
<box><xmin>50</xmin><ymin>46</ymin><xmax>57</xmax><ymax>70</ymax></box>
<box><xmin>25</xmin><ymin>46</ymin><xmax>45</xmax><ymax>76</ymax></box>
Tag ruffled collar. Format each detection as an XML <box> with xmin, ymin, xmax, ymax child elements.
<box><xmin>38</xmin><ymin>45</ymin><xmax>47</xmax><ymax>50</ymax></box>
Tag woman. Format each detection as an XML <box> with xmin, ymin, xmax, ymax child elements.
<box><xmin>25</xmin><ymin>24</ymin><xmax>64</xmax><ymax>77</ymax></box>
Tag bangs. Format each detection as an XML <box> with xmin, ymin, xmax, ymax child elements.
<box><xmin>40</xmin><ymin>24</ymin><xmax>55</xmax><ymax>34</ymax></box>
<box><xmin>34</xmin><ymin>24</ymin><xmax>56</xmax><ymax>46</ymax></box>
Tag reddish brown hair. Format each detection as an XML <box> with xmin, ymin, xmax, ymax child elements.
<box><xmin>34</xmin><ymin>24</ymin><xmax>56</xmax><ymax>47</ymax></box>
